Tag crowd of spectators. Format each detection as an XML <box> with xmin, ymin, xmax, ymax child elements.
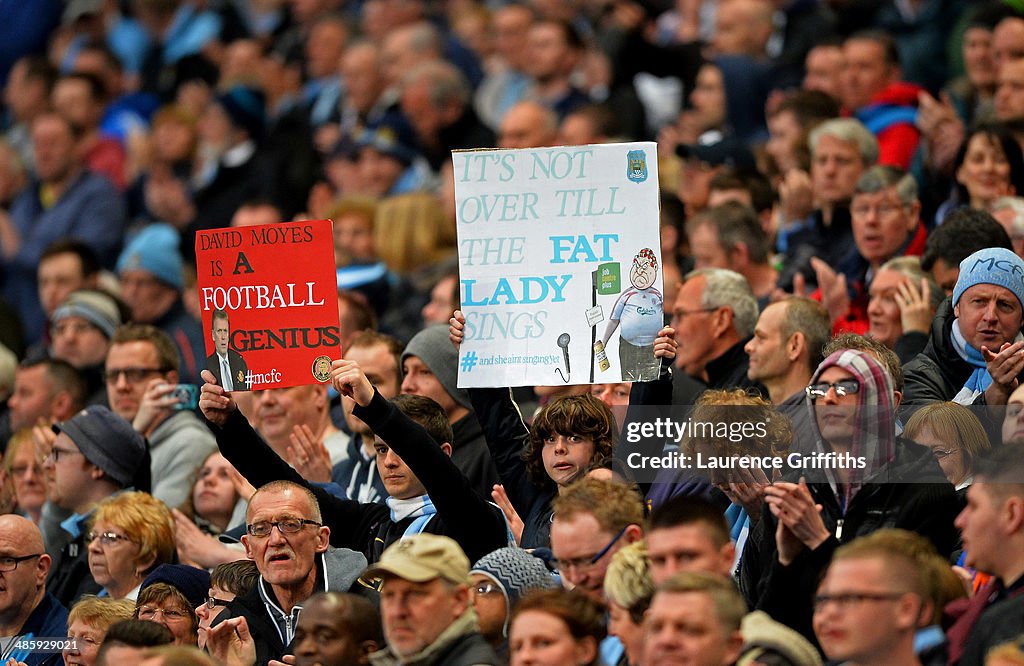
<box><xmin>3</xmin><ymin>0</ymin><xmax>1024</xmax><ymax>664</ymax></box>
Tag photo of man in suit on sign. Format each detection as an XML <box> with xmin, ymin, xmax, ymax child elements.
<box><xmin>206</xmin><ymin>308</ymin><xmax>249</xmax><ymax>390</ymax></box>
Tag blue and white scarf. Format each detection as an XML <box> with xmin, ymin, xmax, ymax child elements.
<box><xmin>386</xmin><ymin>494</ymin><xmax>517</xmax><ymax>545</ymax></box>
<box><xmin>949</xmin><ymin>319</ymin><xmax>1024</xmax><ymax>404</ymax></box>
<box><xmin>387</xmin><ymin>495</ymin><xmax>437</xmax><ymax>538</ymax></box>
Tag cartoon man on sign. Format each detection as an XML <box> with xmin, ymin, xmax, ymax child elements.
<box><xmin>600</xmin><ymin>248</ymin><xmax>663</xmax><ymax>381</ymax></box>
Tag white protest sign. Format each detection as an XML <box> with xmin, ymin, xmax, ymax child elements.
<box><xmin>454</xmin><ymin>142</ymin><xmax>663</xmax><ymax>387</ymax></box>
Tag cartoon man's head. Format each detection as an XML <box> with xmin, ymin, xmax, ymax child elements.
<box><xmin>630</xmin><ymin>248</ymin><xmax>658</xmax><ymax>290</ymax></box>
<box><xmin>212</xmin><ymin>309</ymin><xmax>230</xmax><ymax>356</ymax></box>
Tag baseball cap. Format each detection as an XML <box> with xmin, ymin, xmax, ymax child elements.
<box><xmin>364</xmin><ymin>534</ymin><xmax>470</xmax><ymax>585</ymax></box>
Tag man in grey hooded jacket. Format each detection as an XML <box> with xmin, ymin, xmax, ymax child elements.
<box><xmin>212</xmin><ymin>480</ymin><xmax>373</xmax><ymax>664</ymax></box>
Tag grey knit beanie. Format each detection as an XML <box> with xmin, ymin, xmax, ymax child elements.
<box><xmin>401</xmin><ymin>325</ymin><xmax>471</xmax><ymax>409</ymax></box>
<box><xmin>471</xmin><ymin>547</ymin><xmax>557</xmax><ymax>636</ymax></box>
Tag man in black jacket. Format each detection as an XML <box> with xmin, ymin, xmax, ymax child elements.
<box><xmin>401</xmin><ymin>325</ymin><xmax>500</xmax><ymax>500</ymax></box>
<box><xmin>903</xmin><ymin>246</ymin><xmax>1024</xmax><ymax>408</ymax></box>
<box><xmin>739</xmin><ymin>349</ymin><xmax>959</xmax><ymax>645</ymax></box>
<box><xmin>198</xmin><ymin>363</ymin><xmax>507</xmax><ymax>566</ymax></box>
<box><xmin>210</xmin><ymin>480</ymin><xmax>369</xmax><ymax>664</ymax></box>
<box><xmin>44</xmin><ymin>405</ymin><xmax>151</xmax><ymax>607</ymax></box>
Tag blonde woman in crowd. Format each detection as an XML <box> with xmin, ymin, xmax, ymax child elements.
<box><xmin>63</xmin><ymin>596</ymin><xmax>136</xmax><ymax>666</ymax></box>
<box><xmin>87</xmin><ymin>491</ymin><xmax>175</xmax><ymax>601</ymax></box>
<box><xmin>603</xmin><ymin>541</ymin><xmax>655</xmax><ymax>666</ymax></box>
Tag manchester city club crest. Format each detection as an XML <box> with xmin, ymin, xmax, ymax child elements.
<box><xmin>312</xmin><ymin>355</ymin><xmax>332</xmax><ymax>382</ymax></box>
<box><xmin>627</xmin><ymin>150</ymin><xmax>648</xmax><ymax>183</ymax></box>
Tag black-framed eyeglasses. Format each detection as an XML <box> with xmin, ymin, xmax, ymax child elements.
<box><xmin>205</xmin><ymin>596</ymin><xmax>232</xmax><ymax>610</ymax></box>
<box><xmin>806</xmin><ymin>379</ymin><xmax>861</xmax><ymax>400</ymax></box>
<box><xmin>103</xmin><ymin>367</ymin><xmax>167</xmax><ymax>384</ymax></box>
<box><xmin>813</xmin><ymin>592</ymin><xmax>905</xmax><ymax>611</ymax></box>
<box><xmin>86</xmin><ymin>531</ymin><xmax>134</xmax><ymax>547</ymax></box>
<box><xmin>672</xmin><ymin>307</ymin><xmax>717</xmax><ymax>320</ymax></box>
<box><xmin>554</xmin><ymin>525</ymin><xmax>629</xmax><ymax>572</ymax></box>
<box><xmin>246</xmin><ymin>518</ymin><xmax>322</xmax><ymax>538</ymax></box>
<box><xmin>0</xmin><ymin>553</ymin><xmax>42</xmax><ymax>572</ymax></box>
<box><xmin>46</xmin><ymin>446</ymin><xmax>83</xmax><ymax>464</ymax></box>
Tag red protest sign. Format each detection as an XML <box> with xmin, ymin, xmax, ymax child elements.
<box><xmin>195</xmin><ymin>219</ymin><xmax>340</xmax><ymax>391</ymax></box>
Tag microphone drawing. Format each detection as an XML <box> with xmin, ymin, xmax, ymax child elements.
<box><xmin>556</xmin><ymin>332</ymin><xmax>571</xmax><ymax>382</ymax></box>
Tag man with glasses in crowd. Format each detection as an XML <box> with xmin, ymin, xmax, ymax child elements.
<box><xmin>469</xmin><ymin>546</ymin><xmax>557</xmax><ymax>658</ymax></box>
<box><xmin>44</xmin><ymin>405</ymin><xmax>150</xmax><ymax>607</ymax></box>
<box><xmin>549</xmin><ymin>477</ymin><xmax>645</xmax><ymax>603</ymax></box>
<box><xmin>0</xmin><ymin>514</ymin><xmax>67</xmax><ymax>666</ymax></box>
<box><xmin>811</xmin><ymin>166</ymin><xmax>926</xmax><ymax>333</ymax></box>
<box><xmin>669</xmin><ymin>268</ymin><xmax>761</xmax><ymax>392</ymax></box>
<box><xmin>104</xmin><ymin>324</ymin><xmax>215</xmax><ymax>508</ymax></box>
<box><xmin>740</xmin><ymin>349</ymin><xmax>959</xmax><ymax>644</ymax></box>
<box><xmin>210</xmin><ymin>480</ymin><xmax>370</xmax><ymax>664</ymax></box>
<box><xmin>812</xmin><ymin>531</ymin><xmax>930</xmax><ymax>665</ymax></box>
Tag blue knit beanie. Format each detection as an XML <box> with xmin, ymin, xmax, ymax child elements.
<box><xmin>216</xmin><ymin>85</ymin><xmax>266</xmax><ymax>139</ymax></box>
<box><xmin>952</xmin><ymin>247</ymin><xmax>1024</xmax><ymax>308</ymax></box>
<box><xmin>141</xmin><ymin>564</ymin><xmax>211</xmax><ymax>609</ymax></box>
<box><xmin>116</xmin><ymin>224</ymin><xmax>184</xmax><ymax>289</ymax></box>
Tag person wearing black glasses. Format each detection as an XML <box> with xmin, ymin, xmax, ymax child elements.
<box><xmin>207</xmin><ymin>480</ymin><xmax>371</xmax><ymax>665</ymax></box>
<box><xmin>813</xmin><ymin>530</ymin><xmax>932</xmax><ymax>666</ymax></box>
<box><xmin>194</xmin><ymin>560</ymin><xmax>257</xmax><ymax>651</ymax></box>
<box><xmin>469</xmin><ymin>546</ymin><xmax>556</xmax><ymax>660</ymax></box>
<box><xmin>0</xmin><ymin>514</ymin><xmax>68</xmax><ymax>666</ymax></box>
<box><xmin>549</xmin><ymin>478</ymin><xmax>645</xmax><ymax>604</ymax></box>
<box><xmin>45</xmin><ymin>406</ymin><xmax>151</xmax><ymax>608</ymax></box>
<box><xmin>739</xmin><ymin>348</ymin><xmax>959</xmax><ymax>647</ymax></box>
